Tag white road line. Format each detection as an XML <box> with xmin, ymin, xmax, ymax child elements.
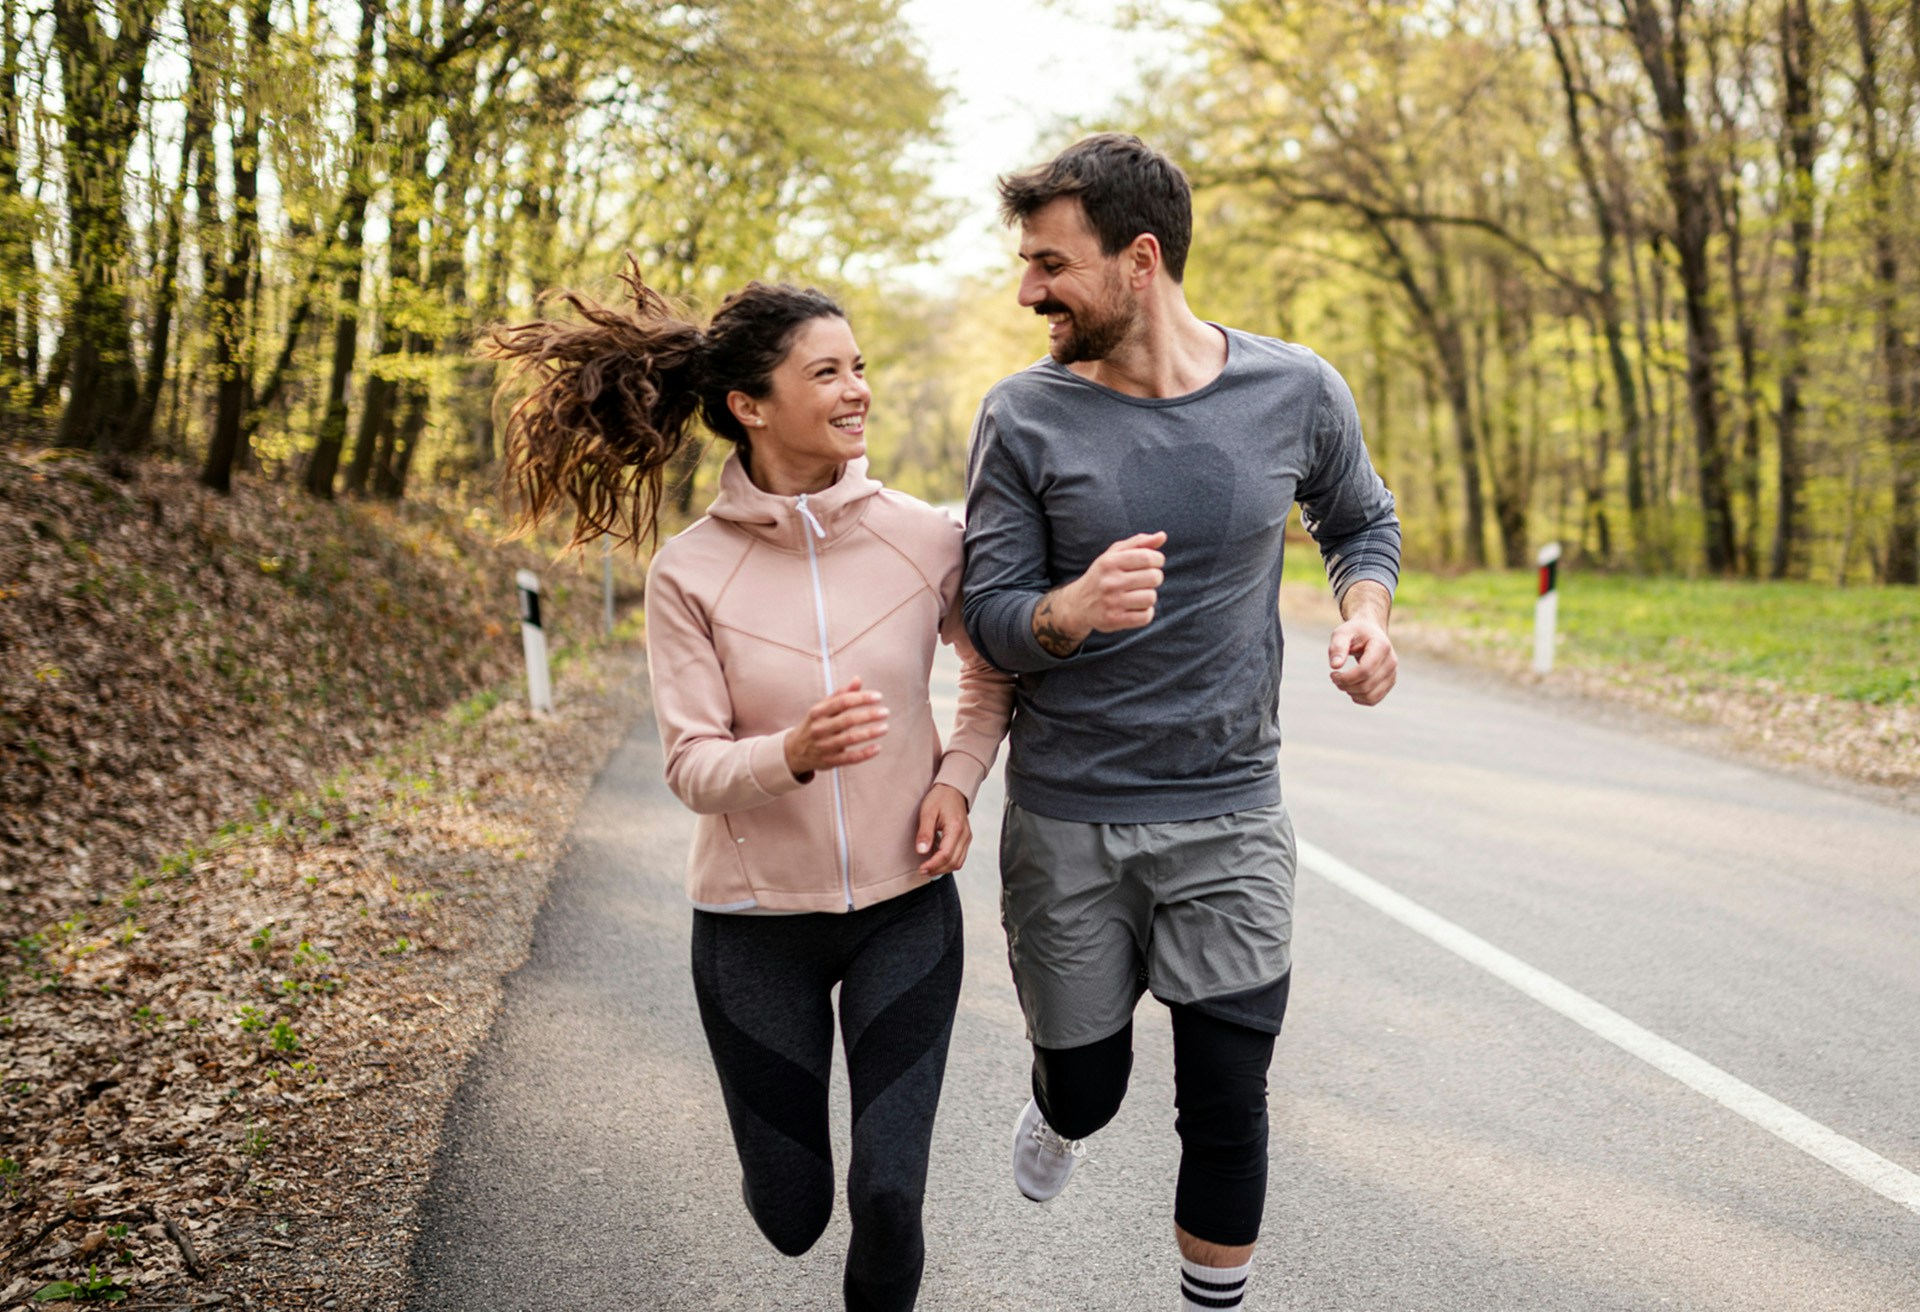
<box><xmin>1298</xmin><ymin>838</ymin><xmax>1920</xmax><ymax>1218</ymax></box>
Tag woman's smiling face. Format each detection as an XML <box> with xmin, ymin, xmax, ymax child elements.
<box><xmin>736</xmin><ymin>315</ymin><xmax>870</xmax><ymax>476</ymax></box>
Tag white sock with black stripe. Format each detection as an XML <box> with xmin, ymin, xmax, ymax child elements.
<box><xmin>1179</xmin><ymin>1255</ymin><xmax>1252</xmax><ymax>1309</ymax></box>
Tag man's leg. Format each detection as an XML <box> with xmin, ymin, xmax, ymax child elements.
<box><xmin>1031</xmin><ymin>1021</ymin><xmax>1133</xmax><ymax>1139</ymax></box>
<box><xmin>999</xmin><ymin>802</ymin><xmax>1153</xmax><ymax>1199</ymax></box>
<box><xmin>1168</xmin><ymin>1000</ymin><xmax>1282</xmax><ymax>1310</ymax></box>
<box><xmin>1141</xmin><ymin>801</ymin><xmax>1295</xmax><ymax>1305</ymax></box>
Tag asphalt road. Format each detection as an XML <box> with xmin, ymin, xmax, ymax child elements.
<box><xmin>408</xmin><ymin>634</ymin><xmax>1920</xmax><ymax>1311</ymax></box>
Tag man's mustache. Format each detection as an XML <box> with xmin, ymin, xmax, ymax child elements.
<box><xmin>1032</xmin><ymin>300</ymin><xmax>1071</xmax><ymax>317</ymax></box>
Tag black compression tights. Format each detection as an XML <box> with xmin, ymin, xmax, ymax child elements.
<box><xmin>690</xmin><ymin>877</ymin><xmax>963</xmax><ymax>1312</ymax></box>
<box><xmin>1031</xmin><ymin>1001</ymin><xmax>1280</xmax><ymax>1248</ymax></box>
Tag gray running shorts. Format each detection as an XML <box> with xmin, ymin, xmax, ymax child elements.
<box><xmin>997</xmin><ymin>800</ymin><xmax>1296</xmax><ymax>1050</ymax></box>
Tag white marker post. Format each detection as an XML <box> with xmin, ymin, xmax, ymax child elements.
<box><xmin>517</xmin><ymin>569</ymin><xmax>554</xmax><ymax>714</ymax></box>
<box><xmin>603</xmin><ymin>538</ymin><xmax>615</xmax><ymax>636</ymax></box>
<box><xmin>1533</xmin><ymin>542</ymin><xmax>1562</xmax><ymax>674</ymax></box>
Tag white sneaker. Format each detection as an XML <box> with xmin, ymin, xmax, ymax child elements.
<box><xmin>1012</xmin><ymin>1097</ymin><xmax>1086</xmax><ymax>1201</ymax></box>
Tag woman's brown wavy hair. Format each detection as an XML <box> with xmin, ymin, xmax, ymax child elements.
<box><xmin>483</xmin><ymin>257</ymin><xmax>845</xmax><ymax>551</ymax></box>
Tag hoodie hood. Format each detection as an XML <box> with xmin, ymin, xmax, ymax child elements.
<box><xmin>704</xmin><ymin>451</ymin><xmax>883</xmax><ymax>552</ymax></box>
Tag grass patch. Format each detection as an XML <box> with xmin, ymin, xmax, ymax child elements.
<box><xmin>1369</xmin><ymin>560</ymin><xmax>1920</xmax><ymax>705</ymax></box>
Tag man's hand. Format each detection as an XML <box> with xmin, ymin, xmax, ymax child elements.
<box><xmin>1032</xmin><ymin>531</ymin><xmax>1168</xmax><ymax>657</ymax></box>
<box><xmin>1329</xmin><ymin>580</ymin><xmax>1397</xmax><ymax>706</ymax></box>
<box><xmin>914</xmin><ymin>783</ymin><xmax>971</xmax><ymax>876</ymax></box>
<box><xmin>784</xmin><ymin>677</ymin><xmax>888</xmax><ymax>779</ymax></box>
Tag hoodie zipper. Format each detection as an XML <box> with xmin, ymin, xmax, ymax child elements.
<box><xmin>796</xmin><ymin>494</ymin><xmax>855</xmax><ymax>908</ymax></box>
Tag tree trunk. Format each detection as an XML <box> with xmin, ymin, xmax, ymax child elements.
<box><xmin>305</xmin><ymin>0</ymin><xmax>377</xmax><ymax>499</ymax></box>
<box><xmin>379</xmin><ymin>379</ymin><xmax>429</xmax><ymax>499</ymax></box>
<box><xmin>135</xmin><ymin>4</ymin><xmax>213</xmax><ymax>451</ymax></box>
<box><xmin>344</xmin><ymin>325</ymin><xmax>397</xmax><ymax>496</ymax></box>
<box><xmin>1</xmin><ymin>0</ymin><xmax>24</xmax><ymax>401</ymax></box>
<box><xmin>1421</xmin><ymin>366</ymin><xmax>1455</xmax><ymax>566</ymax></box>
<box><xmin>1772</xmin><ymin>0</ymin><xmax>1816</xmax><ymax>579</ymax></box>
<box><xmin>1540</xmin><ymin>0</ymin><xmax>1645</xmax><ymax>557</ymax></box>
<box><xmin>1487</xmin><ymin>278</ymin><xmax>1531</xmax><ymax>570</ymax></box>
<box><xmin>1852</xmin><ymin>0</ymin><xmax>1920</xmax><ymax>583</ymax></box>
<box><xmin>1704</xmin><ymin>25</ymin><xmax>1769</xmax><ymax>577</ymax></box>
<box><xmin>51</xmin><ymin>0</ymin><xmax>161</xmax><ymax>455</ymax></box>
<box><xmin>201</xmin><ymin>0</ymin><xmax>271</xmax><ymax>492</ymax></box>
<box><xmin>1620</xmin><ymin>0</ymin><xmax>1738</xmax><ymax>574</ymax></box>
<box><xmin>1366</xmin><ymin>213</ymin><xmax>1489</xmax><ymax>567</ymax></box>
<box><xmin>1576</xmin><ymin>312</ymin><xmax>1614</xmax><ymax>564</ymax></box>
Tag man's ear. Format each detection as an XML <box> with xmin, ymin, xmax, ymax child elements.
<box><xmin>1128</xmin><ymin>233</ymin><xmax>1163</xmax><ymax>289</ymax></box>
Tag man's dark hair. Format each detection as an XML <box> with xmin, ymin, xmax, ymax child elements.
<box><xmin>996</xmin><ymin>133</ymin><xmax>1193</xmax><ymax>283</ymax></box>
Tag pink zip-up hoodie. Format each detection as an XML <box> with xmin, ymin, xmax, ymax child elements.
<box><xmin>644</xmin><ymin>454</ymin><xmax>1013</xmax><ymax>913</ymax></box>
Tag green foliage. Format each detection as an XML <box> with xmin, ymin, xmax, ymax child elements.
<box><xmin>451</xmin><ymin>689</ymin><xmax>502</xmax><ymax>725</ymax></box>
<box><xmin>1099</xmin><ymin>0</ymin><xmax>1920</xmax><ymax>582</ymax></box>
<box><xmin>1390</xmin><ymin>566</ymin><xmax>1920</xmax><ymax>705</ymax></box>
<box><xmin>292</xmin><ymin>939</ymin><xmax>332</xmax><ymax>969</ymax></box>
<box><xmin>32</xmin><ymin>1267</ymin><xmax>127</xmax><ymax>1302</ymax></box>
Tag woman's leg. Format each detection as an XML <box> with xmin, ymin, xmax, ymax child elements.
<box><xmin>835</xmin><ymin>878</ymin><xmax>965</xmax><ymax>1312</ymax></box>
<box><xmin>690</xmin><ymin>910</ymin><xmax>838</xmax><ymax>1257</ymax></box>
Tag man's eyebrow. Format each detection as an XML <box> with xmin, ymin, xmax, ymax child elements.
<box><xmin>1020</xmin><ymin>245</ymin><xmax>1067</xmax><ymax>264</ymax></box>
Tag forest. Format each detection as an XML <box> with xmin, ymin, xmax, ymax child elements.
<box><xmin>0</xmin><ymin>0</ymin><xmax>942</xmax><ymax>499</ymax></box>
<box><xmin>3</xmin><ymin>0</ymin><xmax>1919</xmax><ymax>584</ymax></box>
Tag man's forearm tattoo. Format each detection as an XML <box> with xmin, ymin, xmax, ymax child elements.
<box><xmin>1033</xmin><ymin>594</ymin><xmax>1081</xmax><ymax>658</ymax></box>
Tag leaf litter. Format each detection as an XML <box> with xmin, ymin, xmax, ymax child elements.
<box><xmin>2</xmin><ymin>447</ymin><xmax>650</xmax><ymax>1308</ymax></box>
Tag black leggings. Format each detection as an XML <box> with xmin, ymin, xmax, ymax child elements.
<box><xmin>690</xmin><ymin>877</ymin><xmax>962</xmax><ymax>1312</ymax></box>
<box><xmin>1031</xmin><ymin>976</ymin><xmax>1287</xmax><ymax>1248</ymax></box>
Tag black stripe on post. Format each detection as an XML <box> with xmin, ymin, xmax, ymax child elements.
<box><xmin>519</xmin><ymin>584</ymin><xmax>542</xmax><ymax>629</ymax></box>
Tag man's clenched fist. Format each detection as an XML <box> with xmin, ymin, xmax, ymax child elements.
<box><xmin>1032</xmin><ymin>531</ymin><xmax>1167</xmax><ymax>658</ymax></box>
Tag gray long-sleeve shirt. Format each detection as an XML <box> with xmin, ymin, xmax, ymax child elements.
<box><xmin>961</xmin><ymin>328</ymin><xmax>1401</xmax><ymax>823</ymax></box>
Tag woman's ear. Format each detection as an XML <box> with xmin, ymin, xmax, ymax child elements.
<box><xmin>727</xmin><ymin>390</ymin><xmax>763</xmax><ymax>430</ymax></box>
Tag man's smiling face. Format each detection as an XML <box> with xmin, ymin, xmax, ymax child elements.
<box><xmin>1017</xmin><ymin>196</ymin><xmax>1139</xmax><ymax>365</ymax></box>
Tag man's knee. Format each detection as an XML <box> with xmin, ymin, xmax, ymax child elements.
<box><xmin>1169</xmin><ymin>1003</ymin><xmax>1276</xmax><ymax>1244</ymax></box>
<box><xmin>1032</xmin><ymin>1023</ymin><xmax>1134</xmax><ymax>1139</ymax></box>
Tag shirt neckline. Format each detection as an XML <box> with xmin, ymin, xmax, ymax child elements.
<box><xmin>1038</xmin><ymin>323</ymin><xmax>1237</xmax><ymax>408</ymax></box>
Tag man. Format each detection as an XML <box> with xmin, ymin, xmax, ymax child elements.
<box><xmin>961</xmin><ymin>134</ymin><xmax>1401</xmax><ymax>1311</ymax></box>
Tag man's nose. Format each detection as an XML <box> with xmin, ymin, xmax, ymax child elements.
<box><xmin>1018</xmin><ymin>267</ymin><xmax>1046</xmax><ymax>307</ymax></box>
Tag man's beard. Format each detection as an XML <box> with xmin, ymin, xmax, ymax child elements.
<box><xmin>1036</xmin><ymin>280</ymin><xmax>1138</xmax><ymax>364</ymax></box>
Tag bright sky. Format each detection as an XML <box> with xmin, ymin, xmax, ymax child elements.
<box><xmin>891</xmin><ymin>0</ymin><xmax>1198</xmax><ymax>290</ymax></box>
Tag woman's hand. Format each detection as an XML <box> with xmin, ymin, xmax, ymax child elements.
<box><xmin>784</xmin><ymin>676</ymin><xmax>888</xmax><ymax>780</ymax></box>
<box><xmin>915</xmin><ymin>783</ymin><xmax>971</xmax><ymax>876</ymax></box>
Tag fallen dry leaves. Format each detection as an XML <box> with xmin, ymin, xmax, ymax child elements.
<box><xmin>1</xmin><ymin>446</ymin><xmax>621</xmax><ymax>942</ymax></box>
<box><xmin>2</xmin><ymin>446</ymin><xmax>650</xmax><ymax>1309</ymax></box>
<box><xmin>0</xmin><ymin>641</ymin><xmax>646</xmax><ymax>1309</ymax></box>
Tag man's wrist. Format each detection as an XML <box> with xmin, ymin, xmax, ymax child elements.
<box><xmin>1339</xmin><ymin>579</ymin><xmax>1394</xmax><ymax>626</ymax></box>
<box><xmin>1032</xmin><ymin>586</ymin><xmax>1091</xmax><ymax>658</ymax></box>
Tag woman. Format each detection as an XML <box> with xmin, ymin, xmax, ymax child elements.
<box><xmin>487</xmin><ymin>263</ymin><xmax>1011</xmax><ymax>1312</ymax></box>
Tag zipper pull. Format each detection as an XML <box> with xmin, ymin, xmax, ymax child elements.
<box><xmin>795</xmin><ymin>494</ymin><xmax>827</xmax><ymax>540</ymax></box>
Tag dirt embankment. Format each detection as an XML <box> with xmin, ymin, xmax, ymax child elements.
<box><xmin>1</xmin><ymin>448</ymin><xmax>616</xmax><ymax>938</ymax></box>
<box><xmin>1</xmin><ymin>448</ymin><xmax>649</xmax><ymax>1309</ymax></box>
